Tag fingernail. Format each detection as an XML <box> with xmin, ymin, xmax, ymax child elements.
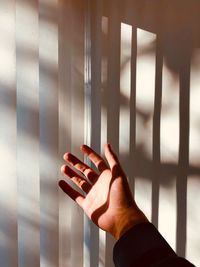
<box><xmin>61</xmin><ymin>165</ymin><xmax>66</xmax><ymax>173</ymax></box>
<box><xmin>63</xmin><ymin>153</ymin><xmax>70</xmax><ymax>160</ymax></box>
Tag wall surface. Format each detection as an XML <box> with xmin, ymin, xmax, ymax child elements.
<box><xmin>0</xmin><ymin>1</ymin><xmax>86</xmax><ymax>267</ymax></box>
<box><xmin>0</xmin><ymin>0</ymin><xmax>200</xmax><ymax>267</ymax></box>
<box><xmin>88</xmin><ymin>0</ymin><xmax>200</xmax><ymax>266</ymax></box>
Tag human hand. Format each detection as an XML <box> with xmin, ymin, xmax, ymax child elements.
<box><xmin>59</xmin><ymin>144</ymin><xmax>148</xmax><ymax>240</ymax></box>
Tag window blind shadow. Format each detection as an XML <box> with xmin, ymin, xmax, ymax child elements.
<box><xmin>95</xmin><ymin>0</ymin><xmax>200</xmax><ymax>265</ymax></box>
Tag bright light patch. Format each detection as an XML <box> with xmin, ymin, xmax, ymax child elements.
<box><xmin>135</xmin><ymin>179</ymin><xmax>152</xmax><ymax>221</ymax></box>
<box><xmin>189</xmin><ymin>48</ymin><xmax>200</xmax><ymax>165</ymax></box>
<box><xmin>158</xmin><ymin>179</ymin><xmax>176</xmax><ymax>251</ymax></box>
<box><xmin>160</xmin><ymin>58</ymin><xmax>180</xmax><ymax>162</ymax></box>
<box><xmin>186</xmin><ymin>177</ymin><xmax>200</xmax><ymax>267</ymax></box>
<box><xmin>119</xmin><ymin>23</ymin><xmax>132</xmax><ymax>154</ymax></box>
<box><xmin>136</xmin><ymin>28</ymin><xmax>156</xmax><ymax>158</ymax></box>
<box><xmin>186</xmin><ymin>48</ymin><xmax>200</xmax><ymax>267</ymax></box>
<box><xmin>101</xmin><ymin>16</ymin><xmax>109</xmax><ymax>151</ymax></box>
<box><xmin>134</xmin><ymin>28</ymin><xmax>156</xmax><ymax>220</ymax></box>
<box><xmin>136</xmin><ymin>29</ymin><xmax>156</xmax><ymax>114</ymax></box>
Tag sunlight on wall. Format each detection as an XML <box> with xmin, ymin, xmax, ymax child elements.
<box><xmin>135</xmin><ymin>29</ymin><xmax>156</xmax><ymax>166</ymax></box>
<box><xmin>101</xmin><ymin>16</ymin><xmax>108</xmax><ymax>151</ymax></box>
<box><xmin>40</xmin><ymin>0</ymin><xmax>59</xmax><ymax>266</ymax></box>
<box><xmin>99</xmin><ymin>15</ymin><xmax>109</xmax><ymax>267</ymax></box>
<box><xmin>0</xmin><ymin>2</ymin><xmax>17</xmax><ymax>267</ymax></box>
<box><xmin>58</xmin><ymin>1</ymin><xmax>72</xmax><ymax>265</ymax></box>
<box><xmin>0</xmin><ymin>12</ymin><xmax>15</xmax><ymax>86</ymax></box>
<box><xmin>1</xmin><ymin>1</ymin><xmax>200</xmax><ymax>267</ymax></box>
<box><xmin>16</xmin><ymin>2</ymin><xmax>40</xmax><ymax>266</ymax></box>
<box><xmin>119</xmin><ymin>23</ymin><xmax>132</xmax><ymax>155</ymax></box>
<box><xmin>158</xmin><ymin>179</ymin><xmax>177</xmax><ymax>250</ymax></box>
<box><xmin>186</xmin><ymin>48</ymin><xmax>200</xmax><ymax>267</ymax></box>
<box><xmin>136</xmin><ymin>30</ymin><xmax>156</xmax><ymax>115</ymax></box>
<box><xmin>187</xmin><ymin>177</ymin><xmax>200</xmax><ymax>266</ymax></box>
<box><xmin>135</xmin><ymin>28</ymin><xmax>156</xmax><ymax>220</ymax></box>
<box><xmin>158</xmin><ymin>60</ymin><xmax>179</xmax><ymax>250</ymax></box>
<box><xmin>189</xmin><ymin>48</ymin><xmax>200</xmax><ymax>165</ymax></box>
<box><xmin>161</xmin><ymin>62</ymin><xmax>180</xmax><ymax>162</ymax></box>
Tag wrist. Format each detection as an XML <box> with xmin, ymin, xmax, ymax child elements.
<box><xmin>113</xmin><ymin>208</ymin><xmax>148</xmax><ymax>240</ymax></box>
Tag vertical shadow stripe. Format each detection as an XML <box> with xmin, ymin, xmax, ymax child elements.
<box><xmin>176</xmin><ymin>53</ymin><xmax>191</xmax><ymax>257</ymax></box>
<box><xmin>151</xmin><ymin>34</ymin><xmax>163</xmax><ymax>227</ymax></box>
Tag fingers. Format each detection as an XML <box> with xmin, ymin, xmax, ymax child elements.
<box><xmin>58</xmin><ymin>180</ymin><xmax>85</xmax><ymax>207</ymax></box>
<box><xmin>80</xmin><ymin>145</ymin><xmax>108</xmax><ymax>172</ymax></box>
<box><xmin>61</xmin><ymin>165</ymin><xmax>92</xmax><ymax>193</ymax></box>
<box><xmin>63</xmin><ymin>153</ymin><xmax>98</xmax><ymax>183</ymax></box>
<box><xmin>104</xmin><ymin>144</ymin><xmax>119</xmax><ymax>169</ymax></box>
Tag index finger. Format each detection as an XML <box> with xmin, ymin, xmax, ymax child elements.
<box><xmin>80</xmin><ymin>145</ymin><xmax>108</xmax><ymax>172</ymax></box>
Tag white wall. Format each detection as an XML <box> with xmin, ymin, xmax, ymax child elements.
<box><xmin>89</xmin><ymin>0</ymin><xmax>200</xmax><ymax>266</ymax></box>
<box><xmin>0</xmin><ymin>0</ymin><xmax>200</xmax><ymax>267</ymax></box>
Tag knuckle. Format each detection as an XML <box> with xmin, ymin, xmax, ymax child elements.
<box><xmin>84</xmin><ymin>168</ymin><xmax>92</xmax><ymax>176</ymax></box>
<box><xmin>76</xmin><ymin>163</ymin><xmax>86</xmax><ymax>172</ymax></box>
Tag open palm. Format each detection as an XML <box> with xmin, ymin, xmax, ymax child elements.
<box><xmin>59</xmin><ymin>144</ymin><xmax>147</xmax><ymax>239</ymax></box>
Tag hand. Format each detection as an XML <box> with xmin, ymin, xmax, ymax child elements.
<box><xmin>59</xmin><ymin>144</ymin><xmax>148</xmax><ymax>240</ymax></box>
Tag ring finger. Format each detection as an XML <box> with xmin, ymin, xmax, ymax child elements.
<box><xmin>61</xmin><ymin>165</ymin><xmax>92</xmax><ymax>193</ymax></box>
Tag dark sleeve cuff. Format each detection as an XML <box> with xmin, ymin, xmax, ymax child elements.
<box><xmin>113</xmin><ymin>222</ymin><xmax>195</xmax><ymax>267</ymax></box>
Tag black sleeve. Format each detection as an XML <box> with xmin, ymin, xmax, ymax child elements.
<box><xmin>113</xmin><ymin>222</ymin><xmax>195</xmax><ymax>267</ymax></box>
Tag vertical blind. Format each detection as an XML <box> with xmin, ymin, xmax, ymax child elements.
<box><xmin>0</xmin><ymin>0</ymin><xmax>200</xmax><ymax>267</ymax></box>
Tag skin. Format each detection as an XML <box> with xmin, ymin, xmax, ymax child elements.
<box><xmin>59</xmin><ymin>143</ymin><xmax>148</xmax><ymax>240</ymax></box>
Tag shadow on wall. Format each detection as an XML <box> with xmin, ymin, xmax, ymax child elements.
<box><xmin>89</xmin><ymin>0</ymin><xmax>200</xmax><ymax>260</ymax></box>
<box><xmin>1</xmin><ymin>0</ymin><xmax>200</xmax><ymax>266</ymax></box>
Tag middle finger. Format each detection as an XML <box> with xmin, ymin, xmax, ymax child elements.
<box><xmin>63</xmin><ymin>153</ymin><xmax>98</xmax><ymax>183</ymax></box>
